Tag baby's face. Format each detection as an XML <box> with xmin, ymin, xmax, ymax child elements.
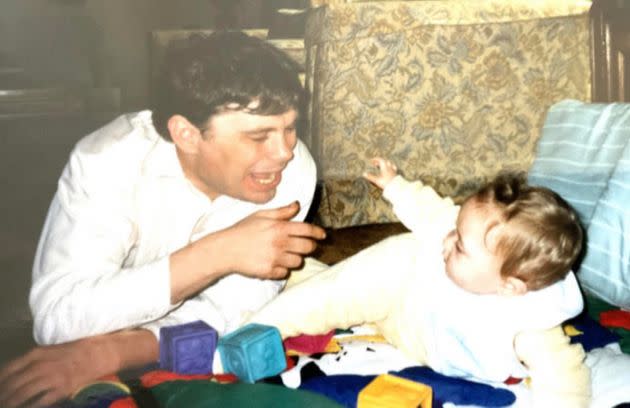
<box><xmin>442</xmin><ymin>199</ymin><xmax>505</xmax><ymax>294</ymax></box>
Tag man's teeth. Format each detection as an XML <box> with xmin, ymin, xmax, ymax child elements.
<box><xmin>254</xmin><ymin>173</ymin><xmax>276</xmax><ymax>184</ymax></box>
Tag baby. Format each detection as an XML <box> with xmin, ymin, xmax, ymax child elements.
<box><xmin>250</xmin><ymin>157</ymin><xmax>590</xmax><ymax>407</ymax></box>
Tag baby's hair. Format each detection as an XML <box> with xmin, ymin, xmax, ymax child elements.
<box><xmin>470</xmin><ymin>173</ymin><xmax>583</xmax><ymax>290</ymax></box>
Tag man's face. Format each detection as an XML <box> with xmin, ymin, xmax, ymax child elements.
<box><xmin>186</xmin><ymin>108</ymin><xmax>298</xmax><ymax>204</ymax></box>
<box><xmin>442</xmin><ymin>199</ymin><xmax>505</xmax><ymax>294</ymax></box>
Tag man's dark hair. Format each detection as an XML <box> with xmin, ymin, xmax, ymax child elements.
<box><xmin>151</xmin><ymin>31</ymin><xmax>305</xmax><ymax>141</ymax></box>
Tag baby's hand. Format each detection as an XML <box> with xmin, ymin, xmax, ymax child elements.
<box><xmin>363</xmin><ymin>157</ymin><xmax>398</xmax><ymax>190</ymax></box>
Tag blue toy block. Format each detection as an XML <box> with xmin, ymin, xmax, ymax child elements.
<box><xmin>159</xmin><ymin>320</ymin><xmax>218</xmax><ymax>375</ymax></box>
<box><xmin>218</xmin><ymin>323</ymin><xmax>286</xmax><ymax>383</ymax></box>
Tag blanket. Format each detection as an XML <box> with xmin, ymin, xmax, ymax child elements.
<box><xmin>56</xmin><ymin>99</ymin><xmax>630</xmax><ymax>407</ymax></box>
<box><xmin>57</xmin><ymin>302</ymin><xmax>630</xmax><ymax>408</ymax></box>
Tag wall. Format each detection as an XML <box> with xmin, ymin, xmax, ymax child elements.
<box><xmin>0</xmin><ymin>0</ymin><xmax>221</xmax><ymax>359</ymax></box>
<box><xmin>0</xmin><ymin>0</ymin><xmax>307</xmax><ymax>363</ymax></box>
<box><xmin>0</xmin><ymin>0</ymin><xmax>223</xmax><ymax>110</ymax></box>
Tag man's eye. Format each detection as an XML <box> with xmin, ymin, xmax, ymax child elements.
<box><xmin>249</xmin><ymin>134</ymin><xmax>267</xmax><ymax>142</ymax></box>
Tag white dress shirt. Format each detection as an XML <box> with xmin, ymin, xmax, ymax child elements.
<box><xmin>30</xmin><ymin>110</ymin><xmax>317</xmax><ymax>345</ymax></box>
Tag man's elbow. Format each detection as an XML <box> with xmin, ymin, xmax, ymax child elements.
<box><xmin>31</xmin><ymin>297</ymin><xmax>91</xmax><ymax>345</ymax></box>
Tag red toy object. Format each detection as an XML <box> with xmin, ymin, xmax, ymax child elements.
<box><xmin>600</xmin><ymin>310</ymin><xmax>630</xmax><ymax>330</ymax></box>
<box><xmin>504</xmin><ymin>377</ymin><xmax>524</xmax><ymax>385</ymax></box>
<box><xmin>109</xmin><ymin>396</ymin><xmax>138</xmax><ymax>408</ymax></box>
<box><xmin>284</xmin><ymin>330</ymin><xmax>335</xmax><ymax>354</ymax></box>
<box><xmin>140</xmin><ymin>370</ymin><xmax>237</xmax><ymax>388</ymax></box>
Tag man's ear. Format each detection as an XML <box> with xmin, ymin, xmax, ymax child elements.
<box><xmin>499</xmin><ymin>276</ymin><xmax>528</xmax><ymax>296</ymax></box>
<box><xmin>167</xmin><ymin>115</ymin><xmax>201</xmax><ymax>154</ymax></box>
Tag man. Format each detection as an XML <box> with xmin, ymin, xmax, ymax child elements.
<box><xmin>0</xmin><ymin>31</ymin><xmax>325</xmax><ymax>407</ymax></box>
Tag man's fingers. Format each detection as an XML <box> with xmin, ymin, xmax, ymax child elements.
<box><xmin>255</xmin><ymin>201</ymin><xmax>301</xmax><ymax>220</ymax></box>
<box><xmin>0</xmin><ymin>357</ymin><xmax>37</xmax><ymax>407</ymax></box>
<box><xmin>283</xmin><ymin>236</ymin><xmax>319</xmax><ymax>256</ymax></box>
<box><xmin>0</xmin><ymin>353</ymin><xmax>33</xmax><ymax>386</ymax></box>
<box><xmin>276</xmin><ymin>253</ymin><xmax>305</xmax><ymax>271</ymax></box>
<box><xmin>285</xmin><ymin>222</ymin><xmax>326</xmax><ymax>241</ymax></box>
<box><xmin>270</xmin><ymin>265</ymin><xmax>290</xmax><ymax>280</ymax></box>
<box><xmin>1</xmin><ymin>371</ymin><xmax>50</xmax><ymax>408</ymax></box>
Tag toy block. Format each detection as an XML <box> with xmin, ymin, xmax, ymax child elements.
<box><xmin>217</xmin><ymin>323</ymin><xmax>286</xmax><ymax>383</ymax></box>
<box><xmin>159</xmin><ymin>320</ymin><xmax>218</xmax><ymax>375</ymax></box>
<box><xmin>358</xmin><ymin>374</ymin><xmax>433</xmax><ymax>408</ymax></box>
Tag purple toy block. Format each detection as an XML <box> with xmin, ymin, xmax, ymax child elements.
<box><xmin>218</xmin><ymin>323</ymin><xmax>286</xmax><ymax>383</ymax></box>
<box><xmin>159</xmin><ymin>320</ymin><xmax>218</xmax><ymax>375</ymax></box>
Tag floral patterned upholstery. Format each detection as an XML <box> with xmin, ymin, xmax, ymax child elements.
<box><xmin>304</xmin><ymin>1</ymin><xmax>592</xmax><ymax>227</ymax></box>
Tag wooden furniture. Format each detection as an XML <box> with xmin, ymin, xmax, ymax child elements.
<box><xmin>0</xmin><ymin>87</ymin><xmax>120</xmax><ymax>121</ymax></box>
<box><xmin>591</xmin><ymin>0</ymin><xmax>630</xmax><ymax>102</ymax></box>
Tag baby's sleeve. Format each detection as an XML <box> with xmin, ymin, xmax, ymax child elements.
<box><xmin>382</xmin><ymin>175</ymin><xmax>459</xmax><ymax>238</ymax></box>
<box><xmin>514</xmin><ymin>325</ymin><xmax>591</xmax><ymax>408</ymax></box>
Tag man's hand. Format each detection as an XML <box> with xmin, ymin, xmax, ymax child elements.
<box><xmin>170</xmin><ymin>201</ymin><xmax>326</xmax><ymax>303</ymax></box>
<box><xmin>218</xmin><ymin>201</ymin><xmax>326</xmax><ymax>279</ymax></box>
<box><xmin>363</xmin><ymin>157</ymin><xmax>398</xmax><ymax>190</ymax></box>
<box><xmin>0</xmin><ymin>340</ymin><xmax>112</xmax><ymax>408</ymax></box>
<box><xmin>0</xmin><ymin>330</ymin><xmax>157</xmax><ymax>408</ymax></box>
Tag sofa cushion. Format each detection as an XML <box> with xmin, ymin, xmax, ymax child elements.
<box><xmin>529</xmin><ymin>99</ymin><xmax>630</xmax><ymax>309</ymax></box>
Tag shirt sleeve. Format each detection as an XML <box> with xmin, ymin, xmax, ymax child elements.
<box><xmin>30</xmin><ymin>154</ymin><xmax>173</xmax><ymax>345</ymax></box>
<box><xmin>382</xmin><ymin>175</ymin><xmax>459</xmax><ymax>240</ymax></box>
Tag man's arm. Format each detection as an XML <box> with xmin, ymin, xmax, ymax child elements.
<box><xmin>0</xmin><ymin>329</ymin><xmax>157</xmax><ymax>408</ymax></box>
<box><xmin>169</xmin><ymin>201</ymin><xmax>324</xmax><ymax>304</ymax></box>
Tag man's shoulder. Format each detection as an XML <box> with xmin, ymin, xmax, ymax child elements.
<box><xmin>74</xmin><ymin>111</ymin><xmax>157</xmax><ymax>157</ymax></box>
<box><xmin>65</xmin><ymin>111</ymin><xmax>163</xmax><ymax>190</ymax></box>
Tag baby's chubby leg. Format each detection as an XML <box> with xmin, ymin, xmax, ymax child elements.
<box><xmin>248</xmin><ymin>233</ymin><xmax>418</xmax><ymax>339</ymax></box>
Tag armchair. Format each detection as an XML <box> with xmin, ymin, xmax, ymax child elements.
<box><xmin>303</xmin><ymin>0</ymin><xmax>593</xmax><ymax>228</ymax></box>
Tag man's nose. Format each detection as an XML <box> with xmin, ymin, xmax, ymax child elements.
<box><xmin>269</xmin><ymin>134</ymin><xmax>294</xmax><ymax>161</ymax></box>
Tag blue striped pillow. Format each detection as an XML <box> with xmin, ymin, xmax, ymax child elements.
<box><xmin>579</xmin><ymin>142</ymin><xmax>630</xmax><ymax>308</ymax></box>
<box><xmin>529</xmin><ymin>99</ymin><xmax>630</xmax><ymax>308</ymax></box>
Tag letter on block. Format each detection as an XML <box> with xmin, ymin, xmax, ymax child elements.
<box><xmin>159</xmin><ymin>320</ymin><xmax>218</xmax><ymax>375</ymax></box>
<box><xmin>217</xmin><ymin>323</ymin><xmax>287</xmax><ymax>383</ymax></box>
<box><xmin>358</xmin><ymin>374</ymin><xmax>433</xmax><ymax>408</ymax></box>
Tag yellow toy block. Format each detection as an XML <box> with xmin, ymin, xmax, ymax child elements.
<box><xmin>358</xmin><ymin>374</ymin><xmax>433</xmax><ymax>408</ymax></box>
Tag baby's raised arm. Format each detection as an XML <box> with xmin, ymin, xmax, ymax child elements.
<box><xmin>363</xmin><ymin>157</ymin><xmax>458</xmax><ymax>237</ymax></box>
<box><xmin>363</xmin><ymin>157</ymin><xmax>398</xmax><ymax>190</ymax></box>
